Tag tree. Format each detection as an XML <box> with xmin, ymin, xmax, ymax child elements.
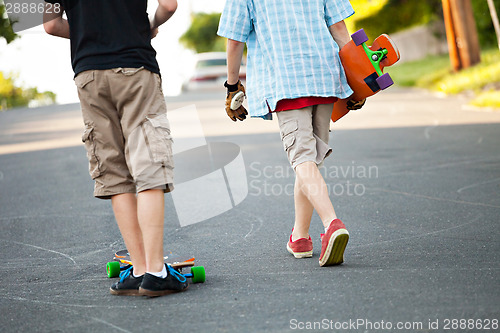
<box><xmin>0</xmin><ymin>72</ymin><xmax>56</xmax><ymax>110</ymax></box>
<box><xmin>179</xmin><ymin>12</ymin><xmax>225</xmax><ymax>53</ymax></box>
<box><xmin>352</xmin><ymin>0</ymin><xmax>444</xmax><ymax>39</ymax></box>
<box><xmin>0</xmin><ymin>3</ymin><xmax>18</xmax><ymax>44</ymax></box>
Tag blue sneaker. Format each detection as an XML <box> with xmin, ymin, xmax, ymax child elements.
<box><xmin>110</xmin><ymin>266</ymin><xmax>143</xmax><ymax>296</ymax></box>
<box><xmin>139</xmin><ymin>264</ymin><xmax>189</xmax><ymax>297</ymax></box>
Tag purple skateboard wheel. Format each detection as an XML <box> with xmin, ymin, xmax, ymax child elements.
<box><xmin>351</xmin><ymin>29</ymin><xmax>369</xmax><ymax>46</ymax></box>
<box><xmin>376</xmin><ymin>73</ymin><xmax>394</xmax><ymax>90</ymax></box>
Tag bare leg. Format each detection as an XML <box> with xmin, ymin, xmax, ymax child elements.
<box><xmin>295</xmin><ymin>161</ymin><xmax>337</xmax><ymax>229</ymax></box>
<box><xmin>292</xmin><ymin>178</ymin><xmax>313</xmax><ymax>241</ymax></box>
<box><xmin>111</xmin><ymin>193</ymin><xmax>146</xmax><ymax>276</ymax></box>
<box><xmin>111</xmin><ymin>189</ymin><xmax>165</xmax><ymax>275</ymax></box>
<box><xmin>137</xmin><ymin>189</ymin><xmax>165</xmax><ymax>273</ymax></box>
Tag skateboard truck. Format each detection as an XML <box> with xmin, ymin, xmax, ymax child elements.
<box><xmin>366</xmin><ymin>47</ymin><xmax>389</xmax><ymax>76</ymax></box>
<box><xmin>351</xmin><ymin>29</ymin><xmax>396</xmax><ymax>91</ymax></box>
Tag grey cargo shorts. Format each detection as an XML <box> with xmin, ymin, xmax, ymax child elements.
<box><xmin>75</xmin><ymin>67</ymin><xmax>174</xmax><ymax>199</ymax></box>
<box><xmin>276</xmin><ymin>104</ymin><xmax>334</xmax><ymax>169</ymax></box>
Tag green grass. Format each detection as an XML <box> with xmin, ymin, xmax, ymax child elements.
<box><xmin>385</xmin><ymin>53</ymin><xmax>451</xmax><ymax>87</ymax></box>
<box><xmin>385</xmin><ymin>49</ymin><xmax>500</xmax><ymax>108</ymax></box>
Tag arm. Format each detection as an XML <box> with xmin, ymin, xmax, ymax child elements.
<box><xmin>43</xmin><ymin>3</ymin><xmax>69</xmax><ymax>38</ymax></box>
<box><xmin>329</xmin><ymin>20</ymin><xmax>366</xmax><ymax>109</ymax></box>
<box><xmin>226</xmin><ymin>39</ymin><xmax>245</xmax><ymax>85</ymax></box>
<box><xmin>150</xmin><ymin>0</ymin><xmax>177</xmax><ymax>36</ymax></box>
<box><xmin>223</xmin><ymin>39</ymin><xmax>247</xmax><ymax>121</ymax></box>
<box><xmin>328</xmin><ymin>20</ymin><xmax>350</xmax><ymax>49</ymax></box>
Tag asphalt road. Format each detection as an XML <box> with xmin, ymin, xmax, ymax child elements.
<box><xmin>0</xmin><ymin>88</ymin><xmax>499</xmax><ymax>332</ymax></box>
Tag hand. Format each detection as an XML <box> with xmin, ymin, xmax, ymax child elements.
<box><xmin>224</xmin><ymin>80</ymin><xmax>248</xmax><ymax>121</ymax></box>
<box><xmin>150</xmin><ymin>19</ymin><xmax>159</xmax><ymax>39</ymax></box>
<box><xmin>346</xmin><ymin>98</ymin><xmax>366</xmax><ymax>110</ymax></box>
<box><xmin>151</xmin><ymin>27</ymin><xmax>159</xmax><ymax>39</ymax></box>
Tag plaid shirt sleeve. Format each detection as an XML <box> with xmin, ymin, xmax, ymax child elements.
<box><xmin>217</xmin><ymin>0</ymin><xmax>253</xmax><ymax>42</ymax></box>
<box><xmin>324</xmin><ymin>0</ymin><xmax>355</xmax><ymax>27</ymax></box>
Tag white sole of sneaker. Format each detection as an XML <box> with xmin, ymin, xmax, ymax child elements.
<box><xmin>319</xmin><ymin>229</ymin><xmax>349</xmax><ymax>267</ymax></box>
<box><xmin>287</xmin><ymin>243</ymin><xmax>313</xmax><ymax>258</ymax></box>
<box><xmin>109</xmin><ymin>288</ymin><xmax>141</xmax><ymax>296</ymax></box>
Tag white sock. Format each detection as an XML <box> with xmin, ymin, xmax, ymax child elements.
<box><xmin>148</xmin><ymin>265</ymin><xmax>168</xmax><ymax>278</ymax></box>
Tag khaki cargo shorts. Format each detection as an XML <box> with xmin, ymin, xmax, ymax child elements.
<box><xmin>276</xmin><ymin>104</ymin><xmax>334</xmax><ymax>169</ymax></box>
<box><xmin>75</xmin><ymin>67</ymin><xmax>174</xmax><ymax>199</ymax></box>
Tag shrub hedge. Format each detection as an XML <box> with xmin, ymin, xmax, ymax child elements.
<box><xmin>350</xmin><ymin>0</ymin><xmax>500</xmax><ymax>48</ymax></box>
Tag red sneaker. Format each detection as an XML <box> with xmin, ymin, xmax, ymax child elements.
<box><xmin>319</xmin><ymin>219</ymin><xmax>349</xmax><ymax>266</ymax></box>
<box><xmin>287</xmin><ymin>233</ymin><xmax>313</xmax><ymax>258</ymax></box>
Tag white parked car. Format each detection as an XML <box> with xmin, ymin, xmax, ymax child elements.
<box><xmin>182</xmin><ymin>52</ymin><xmax>246</xmax><ymax>91</ymax></box>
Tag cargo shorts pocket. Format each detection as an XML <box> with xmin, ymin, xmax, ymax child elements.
<box><xmin>280</xmin><ymin>119</ymin><xmax>298</xmax><ymax>151</ymax></box>
<box><xmin>74</xmin><ymin>71</ymin><xmax>94</xmax><ymax>89</ymax></box>
<box><xmin>143</xmin><ymin>113</ymin><xmax>174</xmax><ymax>168</ymax></box>
<box><xmin>82</xmin><ymin>125</ymin><xmax>101</xmax><ymax>179</ymax></box>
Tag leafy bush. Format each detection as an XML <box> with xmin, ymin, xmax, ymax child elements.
<box><xmin>180</xmin><ymin>13</ymin><xmax>225</xmax><ymax>53</ymax></box>
<box><xmin>472</xmin><ymin>0</ymin><xmax>500</xmax><ymax>48</ymax></box>
<box><xmin>470</xmin><ymin>90</ymin><xmax>500</xmax><ymax>108</ymax></box>
<box><xmin>350</xmin><ymin>0</ymin><xmax>500</xmax><ymax>48</ymax></box>
<box><xmin>0</xmin><ymin>4</ymin><xmax>18</xmax><ymax>43</ymax></box>
<box><xmin>0</xmin><ymin>72</ymin><xmax>56</xmax><ymax>110</ymax></box>
<box><xmin>351</xmin><ymin>0</ymin><xmax>443</xmax><ymax>40</ymax></box>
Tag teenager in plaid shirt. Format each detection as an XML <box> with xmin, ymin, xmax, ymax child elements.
<box><xmin>218</xmin><ymin>0</ymin><xmax>364</xmax><ymax>266</ymax></box>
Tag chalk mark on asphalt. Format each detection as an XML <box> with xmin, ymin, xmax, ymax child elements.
<box><xmin>351</xmin><ymin>217</ymin><xmax>480</xmax><ymax>249</ymax></box>
<box><xmin>2</xmin><ymin>295</ymin><xmax>137</xmax><ymax>309</ymax></box>
<box><xmin>0</xmin><ymin>213</ymin><xmax>114</xmax><ymax>221</ymax></box>
<box><xmin>242</xmin><ymin>210</ymin><xmax>264</xmax><ymax>240</ymax></box>
<box><xmin>420</xmin><ymin>157</ymin><xmax>500</xmax><ymax>172</ymax></box>
<box><xmin>229</xmin><ymin>209</ymin><xmax>264</xmax><ymax>245</ymax></box>
<box><xmin>369</xmin><ymin>187</ymin><xmax>500</xmax><ymax>209</ymax></box>
<box><xmin>456</xmin><ymin>177</ymin><xmax>500</xmax><ymax>193</ymax></box>
<box><xmin>424</xmin><ymin>120</ymin><xmax>439</xmax><ymax>140</ymax></box>
<box><xmin>373</xmin><ymin>157</ymin><xmax>500</xmax><ymax>180</ymax></box>
<box><xmin>0</xmin><ymin>238</ymin><xmax>77</xmax><ymax>265</ymax></box>
<box><xmin>0</xmin><ymin>170</ymin><xmax>4</xmax><ymax>181</ymax></box>
<box><xmin>91</xmin><ymin>317</ymin><xmax>133</xmax><ymax>333</ymax></box>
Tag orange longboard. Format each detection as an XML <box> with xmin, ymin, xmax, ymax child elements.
<box><xmin>332</xmin><ymin>29</ymin><xmax>400</xmax><ymax>122</ymax></box>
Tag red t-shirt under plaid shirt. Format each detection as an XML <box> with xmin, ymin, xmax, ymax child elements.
<box><xmin>273</xmin><ymin>97</ymin><xmax>337</xmax><ymax>112</ymax></box>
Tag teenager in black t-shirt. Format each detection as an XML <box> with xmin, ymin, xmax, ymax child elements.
<box><xmin>44</xmin><ymin>0</ymin><xmax>188</xmax><ymax>297</ymax></box>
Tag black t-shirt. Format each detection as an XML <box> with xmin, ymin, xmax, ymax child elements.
<box><xmin>45</xmin><ymin>0</ymin><xmax>160</xmax><ymax>75</ymax></box>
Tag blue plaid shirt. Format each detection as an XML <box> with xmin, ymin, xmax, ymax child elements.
<box><xmin>217</xmin><ymin>0</ymin><xmax>355</xmax><ymax>117</ymax></box>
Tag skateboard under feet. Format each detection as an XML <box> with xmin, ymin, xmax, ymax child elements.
<box><xmin>106</xmin><ymin>249</ymin><xmax>206</xmax><ymax>284</ymax></box>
